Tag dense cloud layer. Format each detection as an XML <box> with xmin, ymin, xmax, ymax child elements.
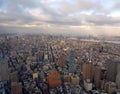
<box><xmin>0</xmin><ymin>0</ymin><xmax>120</xmax><ymax>36</ymax></box>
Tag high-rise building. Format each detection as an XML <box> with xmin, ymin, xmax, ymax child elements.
<box><xmin>0</xmin><ymin>59</ymin><xmax>9</xmax><ymax>81</ymax></box>
<box><xmin>82</xmin><ymin>63</ymin><xmax>93</xmax><ymax>81</ymax></box>
<box><xmin>106</xmin><ymin>60</ymin><xmax>120</xmax><ymax>88</ymax></box>
<box><xmin>77</xmin><ymin>57</ymin><xmax>83</xmax><ymax>71</ymax></box>
<box><xmin>47</xmin><ymin>70</ymin><xmax>61</xmax><ymax>88</ymax></box>
<box><xmin>57</xmin><ymin>54</ymin><xmax>66</xmax><ymax>67</ymax></box>
<box><xmin>117</xmin><ymin>62</ymin><xmax>120</xmax><ymax>74</ymax></box>
<box><xmin>11</xmin><ymin>82</ymin><xmax>22</xmax><ymax>94</ymax></box>
<box><xmin>116</xmin><ymin>63</ymin><xmax>120</xmax><ymax>89</ymax></box>
<box><xmin>94</xmin><ymin>65</ymin><xmax>101</xmax><ymax>88</ymax></box>
<box><xmin>116</xmin><ymin>73</ymin><xmax>120</xmax><ymax>89</ymax></box>
<box><xmin>67</xmin><ymin>50</ymin><xmax>76</xmax><ymax>73</ymax></box>
<box><xmin>101</xmin><ymin>67</ymin><xmax>107</xmax><ymax>80</ymax></box>
<box><xmin>9</xmin><ymin>71</ymin><xmax>18</xmax><ymax>82</ymax></box>
<box><xmin>106</xmin><ymin>60</ymin><xmax>117</xmax><ymax>82</ymax></box>
<box><xmin>31</xmin><ymin>47</ymin><xmax>37</xmax><ymax>56</ymax></box>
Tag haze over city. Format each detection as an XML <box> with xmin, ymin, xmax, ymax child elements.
<box><xmin>0</xmin><ymin>0</ymin><xmax>120</xmax><ymax>37</ymax></box>
<box><xmin>0</xmin><ymin>0</ymin><xmax>120</xmax><ymax>94</ymax></box>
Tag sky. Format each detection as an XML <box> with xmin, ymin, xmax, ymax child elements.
<box><xmin>0</xmin><ymin>0</ymin><xmax>120</xmax><ymax>37</ymax></box>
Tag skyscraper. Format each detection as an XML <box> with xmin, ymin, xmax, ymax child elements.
<box><xmin>57</xmin><ymin>54</ymin><xmax>66</xmax><ymax>67</ymax></box>
<box><xmin>106</xmin><ymin>60</ymin><xmax>117</xmax><ymax>82</ymax></box>
<box><xmin>116</xmin><ymin>62</ymin><xmax>120</xmax><ymax>89</ymax></box>
<box><xmin>94</xmin><ymin>65</ymin><xmax>101</xmax><ymax>88</ymax></box>
<box><xmin>67</xmin><ymin>50</ymin><xmax>76</xmax><ymax>73</ymax></box>
<box><xmin>82</xmin><ymin>63</ymin><xmax>93</xmax><ymax>81</ymax></box>
<box><xmin>11</xmin><ymin>82</ymin><xmax>22</xmax><ymax>94</ymax></box>
<box><xmin>0</xmin><ymin>58</ymin><xmax>9</xmax><ymax>81</ymax></box>
<box><xmin>47</xmin><ymin>70</ymin><xmax>61</xmax><ymax>88</ymax></box>
<box><xmin>116</xmin><ymin>73</ymin><xmax>120</xmax><ymax>89</ymax></box>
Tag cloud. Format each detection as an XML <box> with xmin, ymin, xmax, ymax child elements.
<box><xmin>0</xmin><ymin>0</ymin><xmax>120</xmax><ymax>36</ymax></box>
<box><xmin>85</xmin><ymin>15</ymin><xmax>120</xmax><ymax>26</ymax></box>
<box><xmin>113</xmin><ymin>1</ymin><xmax>120</xmax><ymax>10</ymax></box>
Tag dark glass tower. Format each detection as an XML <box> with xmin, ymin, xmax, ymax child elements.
<box><xmin>67</xmin><ymin>50</ymin><xmax>76</xmax><ymax>73</ymax></box>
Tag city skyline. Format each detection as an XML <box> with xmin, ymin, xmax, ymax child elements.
<box><xmin>0</xmin><ymin>0</ymin><xmax>120</xmax><ymax>37</ymax></box>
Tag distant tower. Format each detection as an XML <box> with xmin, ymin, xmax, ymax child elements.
<box><xmin>67</xmin><ymin>50</ymin><xmax>76</xmax><ymax>73</ymax></box>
